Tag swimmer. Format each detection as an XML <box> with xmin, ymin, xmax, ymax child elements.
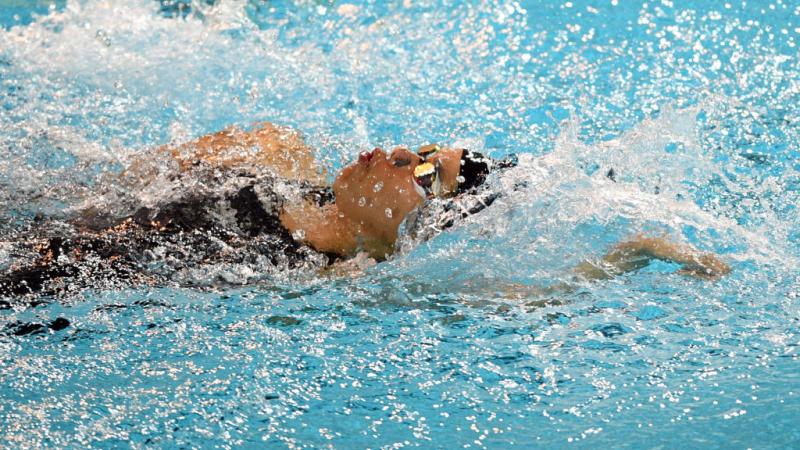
<box><xmin>0</xmin><ymin>122</ymin><xmax>729</xmax><ymax>300</ymax></box>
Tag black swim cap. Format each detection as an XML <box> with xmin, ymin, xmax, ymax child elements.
<box><xmin>455</xmin><ymin>150</ymin><xmax>518</xmax><ymax>195</ymax></box>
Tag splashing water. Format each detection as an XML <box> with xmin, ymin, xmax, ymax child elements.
<box><xmin>1</xmin><ymin>0</ymin><xmax>800</xmax><ymax>448</ymax></box>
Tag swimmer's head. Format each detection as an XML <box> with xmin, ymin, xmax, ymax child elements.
<box><xmin>333</xmin><ymin>147</ymin><xmax>426</xmax><ymax>239</ymax></box>
<box><xmin>333</xmin><ymin>145</ymin><xmax>516</xmax><ymax>239</ymax></box>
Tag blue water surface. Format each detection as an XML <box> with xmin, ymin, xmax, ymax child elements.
<box><xmin>1</xmin><ymin>0</ymin><xmax>799</xmax><ymax>448</ymax></box>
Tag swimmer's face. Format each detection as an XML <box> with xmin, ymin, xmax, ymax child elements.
<box><xmin>334</xmin><ymin>147</ymin><xmax>424</xmax><ymax>238</ymax></box>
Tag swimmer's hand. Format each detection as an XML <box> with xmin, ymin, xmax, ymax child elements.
<box><xmin>674</xmin><ymin>252</ymin><xmax>731</xmax><ymax>280</ymax></box>
<box><xmin>575</xmin><ymin>235</ymin><xmax>730</xmax><ymax>281</ymax></box>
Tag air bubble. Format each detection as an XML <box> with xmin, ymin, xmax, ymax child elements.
<box><xmin>385</xmin><ymin>208</ymin><xmax>393</xmax><ymax>218</ymax></box>
<box><xmin>373</xmin><ymin>181</ymin><xmax>384</xmax><ymax>192</ymax></box>
<box><xmin>358</xmin><ymin>197</ymin><xmax>366</xmax><ymax>207</ymax></box>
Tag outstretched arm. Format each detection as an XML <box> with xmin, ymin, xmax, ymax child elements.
<box><xmin>575</xmin><ymin>235</ymin><xmax>730</xmax><ymax>281</ymax></box>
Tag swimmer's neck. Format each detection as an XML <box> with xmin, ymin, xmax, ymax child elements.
<box><xmin>279</xmin><ymin>202</ymin><xmax>396</xmax><ymax>260</ymax></box>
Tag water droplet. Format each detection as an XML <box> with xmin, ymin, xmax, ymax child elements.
<box><xmin>385</xmin><ymin>208</ymin><xmax>393</xmax><ymax>218</ymax></box>
<box><xmin>373</xmin><ymin>181</ymin><xmax>384</xmax><ymax>192</ymax></box>
<box><xmin>95</xmin><ymin>29</ymin><xmax>111</xmax><ymax>47</ymax></box>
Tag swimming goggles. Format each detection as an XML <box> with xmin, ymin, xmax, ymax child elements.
<box><xmin>413</xmin><ymin>144</ymin><xmax>443</xmax><ymax>199</ymax></box>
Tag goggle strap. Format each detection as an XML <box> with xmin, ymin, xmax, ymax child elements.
<box><xmin>417</xmin><ymin>144</ymin><xmax>440</xmax><ymax>160</ymax></box>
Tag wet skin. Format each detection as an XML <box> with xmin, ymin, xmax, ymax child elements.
<box><xmin>333</xmin><ymin>147</ymin><xmax>425</xmax><ymax>242</ymax></box>
<box><xmin>281</xmin><ymin>146</ymin><xmax>464</xmax><ymax>260</ymax></box>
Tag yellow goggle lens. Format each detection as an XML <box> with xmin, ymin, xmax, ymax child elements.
<box><xmin>414</xmin><ymin>162</ymin><xmax>436</xmax><ymax>178</ymax></box>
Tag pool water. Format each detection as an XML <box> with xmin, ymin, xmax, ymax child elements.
<box><xmin>1</xmin><ymin>0</ymin><xmax>799</xmax><ymax>448</ymax></box>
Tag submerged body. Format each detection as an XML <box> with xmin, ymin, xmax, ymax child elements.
<box><xmin>0</xmin><ymin>171</ymin><xmax>329</xmax><ymax>298</ymax></box>
<box><xmin>0</xmin><ymin>122</ymin><xmax>729</xmax><ymax>301</ymax></box>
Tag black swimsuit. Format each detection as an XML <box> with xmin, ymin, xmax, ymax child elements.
<box><xmin>0</xmin><ymin>171</ymin><xmax>336</xmax><ymax>302</ymax></box>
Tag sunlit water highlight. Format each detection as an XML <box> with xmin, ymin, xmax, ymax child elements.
<box><xmin>1</xmin><ymin>0</ymin><xmax>799</xmax><ymax>447</ymax></box>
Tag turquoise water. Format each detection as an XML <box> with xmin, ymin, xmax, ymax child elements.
<box><xmin>1</xmin><ymin>0</ymin><xmax>799</xmax><ymax>447</ymax></box>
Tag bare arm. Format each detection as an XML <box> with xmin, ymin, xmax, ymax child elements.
<box><xmin>575</xmin><ymin>235</ymin><xmax>731</xmax><ymax>281</ymax></box>
<box><xmin>124</xmin><ymin>122</ymin><xmax>327</xmax><ymax>185</ymax></box>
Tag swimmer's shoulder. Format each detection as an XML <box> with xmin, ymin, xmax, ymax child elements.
<box><xmin>161</xmin><ymin>122</ymin><xmax>327</xmax><ymax>185</ymax></box>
